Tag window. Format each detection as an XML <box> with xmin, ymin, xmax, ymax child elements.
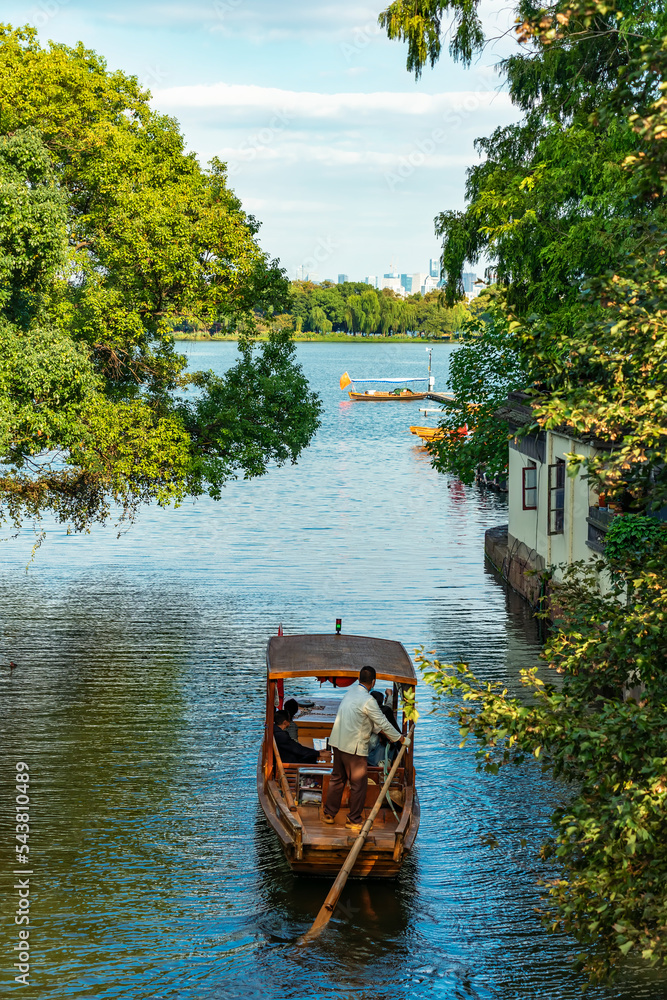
<box><xmin>548</xmin><ymin>459</ymin><xmax>565</xmax><ymax>535</ymax></box>
<box><xmin>522</xmin><ymin>461</ymin><xmax>537</xmax><ymax>510</ymax></box>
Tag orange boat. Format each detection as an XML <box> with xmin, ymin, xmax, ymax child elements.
<box><xmin>410</xmin><ymin>424</ymin><xmax>468</xmax><ymax>443</ymax></box>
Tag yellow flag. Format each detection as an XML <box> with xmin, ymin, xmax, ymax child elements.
<box><xmin>339</xmin><ymin>372</ymin><xmax>351</xmax><ymax>390</ymax></box>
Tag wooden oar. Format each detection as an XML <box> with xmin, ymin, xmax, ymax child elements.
<box><xmin>297</xmin><ymin>723</ymin><xmax>415</xmax><ymax>946</ymax></box>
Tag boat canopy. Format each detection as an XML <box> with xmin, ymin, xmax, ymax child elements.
<box><xmin>347</xmin><ymin>377</ymin><xmax>427</xmax><ymax>384</ymax></box>
<box><xmin>266</xmin><ymin>634</ymin><xmax>417</xmax><ymax>685</ymax></box>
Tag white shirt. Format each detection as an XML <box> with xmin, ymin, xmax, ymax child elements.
<box><xmin>329</xmin><ymin>683</ymin><xmax>402</xmax><ymax>756</ymax></box>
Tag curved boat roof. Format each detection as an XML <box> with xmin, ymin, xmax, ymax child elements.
<box><xmin>266</xmin><ymin>633</ymin><xmax>417</xmax><ymax>685</ymax></box>
<box><xmin>348</xmin><ymin>377</ymin><xmax>427</xmax><ymax>384</ymax></box>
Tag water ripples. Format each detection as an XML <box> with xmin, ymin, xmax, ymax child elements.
<box><xmin>0</xmin><ymin>344</ymin><xmax>663</xmax><ymax>998</ymax></box>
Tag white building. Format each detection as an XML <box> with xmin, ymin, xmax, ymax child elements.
<box><xmin>422</xmin><ymin>275</ymin><xmax>439</xmax><ymax>295</ymax></box>
<box><xmin>379</xmin><ymin>275</ymin><xmax>404</xmax><ymax>295</ymax></box>
<box><xmin>486</xmin><ymin>392</ymin><xmax>613</xmax><ymax>606</ymax></box>
<box><xmin>364</xmin><ymin>275</ymin><xmax>378</xmax><ymax>289</ymax></box>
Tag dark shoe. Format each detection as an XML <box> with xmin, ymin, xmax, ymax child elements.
<box><xmin>322</xmin><ymin>813</ymin><xmax>336</xmax><ymax>825</ymax></box>
<box><xmin>345</xmin><ymin>819</ymin><xmax>363</xmax><ymax>833</ymax></box>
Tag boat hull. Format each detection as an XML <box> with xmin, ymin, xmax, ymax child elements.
<box><xmin>349</xmin><ymin>391</ymin><xmax>428</xmax><ymax>401</ymax></box>
<box><xmin>257</xmin><ymin>754</ymin><xmax>420</xmax><ymax>879</ymax></box>
<box><xmin>410</xmin><ymin>425</ymin><xmax>445</xmax><ymax>442</ymax></box>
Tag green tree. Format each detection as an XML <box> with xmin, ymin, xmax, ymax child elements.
<box><xmin>0</xmin><ymin>25</ymin><xmax>321</xmax><ymax>532</ymax></box>
<box><xmin>308</xmin><ymin>305</ymin><xmax>333</xmax><ymax>334</ymax></box>
<box><xmin>427</xmin><ymin>290</ymin><xmax>526</xmax><ymax>483</ymax></box>
<box><xmin>418</xmin><ymin>538</ymin><xmax>667</xmax><ymax>983</ymax></box>
<box><xmin>380</xmin><ymin>1</ymin><xmax>667</xmax><ymax>320</ymax></box>
<box><xmin>345</xmin><ymin>289</ymin><xmax>381</xmax><ymax>334</ymax></box>
<box><xmin>378</xmin><ymin>290</ymin><xmax>400</xmax><ymax>334</ymax></box>
<box><xmin>381</xmin><ymin>1</ymin><xmax>667</xmax><ymax>982</ymax></box>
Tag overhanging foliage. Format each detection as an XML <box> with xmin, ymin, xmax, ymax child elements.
<box><xmin>0</xmin><ymin>25</ymin><xmax>322</xmax><ymax>532</ymax></box>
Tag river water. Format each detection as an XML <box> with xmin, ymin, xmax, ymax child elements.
<box><xmin>0</xmin><ymin>342</ymin><xmax>663</xmax><ymax>999</ymax></box>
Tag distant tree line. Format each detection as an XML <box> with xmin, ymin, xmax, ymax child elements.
<box><xmin>273</xmin><ymin>280</ymin><xmax>470</xmax><ymax>337</ymax></box>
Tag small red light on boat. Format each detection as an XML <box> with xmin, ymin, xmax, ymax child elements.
<box><xmin>335</xmin><ymin>618</ymin><xmax>342</xmax><ymax>634</ymax></box>
<box><xmin>278</xmin><ymin>623</ymin><xmax>283</xmax><ymax>636</ymax></box>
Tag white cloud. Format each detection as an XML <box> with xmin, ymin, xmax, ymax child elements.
<box><xmin>154</xmin><ymin>82</ymin><xmax>511</xmax><ymax>120</ymax></box>
<box><xmin>94</xmin><ymin>0</ymin><xmax>384</xmax><ymax>42</ymax></box>
<box><xmin>220</xmin><ymin>142</ymin><xmax>474</xmax><ymax>170</ymax></box>
<box><xmin>207</xmin><ymin>1</ymin><xmax>382</xmax><ymax>42</ymax></box>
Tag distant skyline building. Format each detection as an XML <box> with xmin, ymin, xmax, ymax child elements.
<box><xmin>379</xmin><ymin>274</ymin><xmax>402</xmax><ymax>294</ymax></box>
<box><xmin>462</xmin><ymin>272</ymin><xmax>478</xmax><ymax>297</ymax></box>
<box><xmin>380</xmin><ymin>271</ymin><xmax>403</xmax><ymax>295</ymax></box>
<box><xmin>295</xmin><ymin>265</ymin><xmax>321</xmax><ymax>282</ymax></box>
<box><xmin>331</xmin><ymin>260</ymin><xmax>445</xmax><ymax>292</ymax></box>
<box><xmin>414</xmin><ymin>272</ymin><xmax>429</xmax><ymax>294</ymax></box>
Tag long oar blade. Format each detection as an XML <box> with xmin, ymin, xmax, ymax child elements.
<box><xmin>297</xmin><ymin>724</ymin><xmax>414</xmax><ymax>946</ymax></box>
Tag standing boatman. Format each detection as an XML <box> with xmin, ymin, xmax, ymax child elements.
<box><xmin>323</xmin><ymin>665</ymin><xmax>404</xmax><ymax>832</ymax></box>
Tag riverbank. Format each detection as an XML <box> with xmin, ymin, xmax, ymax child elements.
<box><xmin>173</xmin><ymin>333</ymin><xmax>459</xmax><ymax>343</ymax></box>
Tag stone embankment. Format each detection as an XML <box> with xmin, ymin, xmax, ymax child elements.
<box><xmin>484</xmin><ymin>524</ymin><xmax>548</xmax><ymax>610</ymax></box>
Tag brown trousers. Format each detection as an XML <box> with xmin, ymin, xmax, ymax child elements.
<box><xmin>324</xmin><ymin>747</ymin><xmax>367</xmax><ymax>824</ymax></box>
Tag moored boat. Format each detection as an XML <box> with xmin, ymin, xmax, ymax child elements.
<box><xmin>409</xmin><ymin>423</ymin><xmax>468</xmax><ymax>443</ymax></box>
<box><xmin>339</xmin><ymin>372</ymin><xmax>429</xmax><ymax>401</ymax></box>
<box><xmin>257</xmin><ymin>631</ymin><xmax>419</xmax><ymax>877</ymax></box>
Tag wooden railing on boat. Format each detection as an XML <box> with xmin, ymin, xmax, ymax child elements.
<box><xmin>271</xmin><ymin>739</ymin><xmax>304</xmax><ymax>858</ymax></box>
<box><xmin>273</xmin><ymin>737</ymin><xmax>298</xmax><ymax>812</ymax></box>
<box><xmin>392</xmin><ymin>784</ymin><xmax>413</xmax><ymax>861</ymax></box>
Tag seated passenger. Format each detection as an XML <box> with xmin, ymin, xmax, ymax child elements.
<box><xmin>283</xmin><ymin>698</ymin><xmax>300</xmax><ymax>740</ymax></box>
<box><xmin>274</xmin><ymin>710</ymin><xmax>319</xmax><ymax>765</ymax></box>
<box><xmin>368</xmin><ymin>692</ymin><xmax>401</xmax><ymax>767</ymax></box>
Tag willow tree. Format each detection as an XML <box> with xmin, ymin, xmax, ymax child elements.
<box><xmin>0</xmin><ymin>24</ymin><xmax>321</xmax><ymax>532</ymax></box>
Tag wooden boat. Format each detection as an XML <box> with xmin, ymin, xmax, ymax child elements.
<box><xmin>350</xmin><ymin>388</ymin><xmax>428</xmax><ymax>401</ymax></box>
<box><xmin>257</xmin><ymin>632</ymin><xmax>420</xmax><ymax>878</ymax></box>
<box><xmin>410</xmin><ymin>424</ymin><xmax>468</xmax><ymax>443</ymax></box>
<box><xmin>340</xmin><ymin>371</ymin><xmax>429</xmax><ymax>401</ymax></box>
<box><xmin>410</xmin><ymin>425</ymin><xmax>445</xmax><ymax>442</ymax></box>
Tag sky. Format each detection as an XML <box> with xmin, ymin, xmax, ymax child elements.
<box><xmin>6</xmin><ymin>0</ymin><xmax>523</xmax><ymax>281</ymax></box>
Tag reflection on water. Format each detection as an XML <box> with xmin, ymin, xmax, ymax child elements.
<box><xmin>0</xmin><ymin>343</ymin><xmax>662</xmax><ymax>999</ymax></box>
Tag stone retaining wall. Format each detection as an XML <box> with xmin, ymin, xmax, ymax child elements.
<box><xmin>484</xmin><ymin>524</ymin><xmax>547</xmax><ymax>610</ymax></box>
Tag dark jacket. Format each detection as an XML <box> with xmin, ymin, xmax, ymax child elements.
<box><xmin>274</xmin><ymin>725</ymin><xmax>319</xmax><ymax>765</ymax></box>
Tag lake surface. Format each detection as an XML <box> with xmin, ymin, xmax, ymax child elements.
<box><xmin>0</xmin><ymin>342</ymin><xmax>662</xmax><ymax>999</ymax></box>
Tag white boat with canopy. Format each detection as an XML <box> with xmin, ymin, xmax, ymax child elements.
<box><xmin>339</xmin><ymin>349</ymin><xmax>435</xmax><ymax>401</ymax></box>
